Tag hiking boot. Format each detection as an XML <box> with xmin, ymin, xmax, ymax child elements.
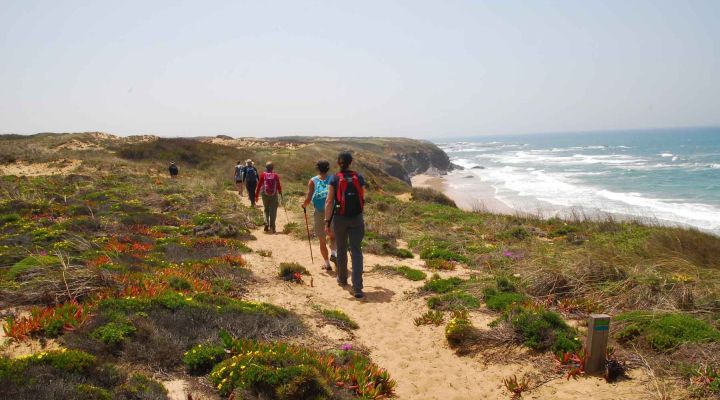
<box><xmin>354</xmin><ymin>290</ymin><xmax>364</xmax><ymax>299</ymax></box>
<box><xmin>330</xmin><ymin>254</ymin><xmax>337</xmax><ymax>266</ymax></box>
<box><xmin>263</xmin><ymin>224</ymin><xmax>269</xmax><ymax>232</ymax></box>
<box><xmin>270</xmin><ymin>227</ymin><xmax>276</xmax><ymax>234</ymax></box>
<box><xmin>337</xmin><ymin>280</ymin><xmax>348</xmax><ymax>287</ymax></box>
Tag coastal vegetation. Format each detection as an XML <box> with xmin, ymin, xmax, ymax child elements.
<box><xmin>1</xmin><ymin>132</ymin><xmax>719</xmax><ymax>398</ymax></box>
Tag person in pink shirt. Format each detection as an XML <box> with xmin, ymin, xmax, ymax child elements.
<box><xmin>255</xmin><ymin>161</ymin><xmax>282</xmax><ymax>233</ymax></box>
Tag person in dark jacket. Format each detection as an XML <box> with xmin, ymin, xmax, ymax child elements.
<box><xmin>168</xmin><ymin>162</ymin><xmax>179</xmax><ymax>178</ymax></box>
<box><xmin>243</xmin><ymin>160</ymin><xmax>259</xmax><ymax>207</ymax></box>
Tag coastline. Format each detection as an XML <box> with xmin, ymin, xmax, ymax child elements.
<box><xmin>411</xmin><ymin>173</ymin><xmax>515</xmax><ymax>214</ymax></box>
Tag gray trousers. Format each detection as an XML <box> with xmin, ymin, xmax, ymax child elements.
<box><xmin>261</xmin><ymin>193</ymin><xmax>278</xmax><ymax>230</ymax></box>
<box><xmin>333</xmin><ymin>214</ymin><xmax>365</xmax><ymax>291</ymax></box>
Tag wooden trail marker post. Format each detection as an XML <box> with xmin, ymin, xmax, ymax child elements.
<box><xmin>585</xmin><ymin>314</ymin><xmax>610</xmax><ymax>374</ymax></box>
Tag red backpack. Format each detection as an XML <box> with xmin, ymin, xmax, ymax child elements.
<box><xmin>262</xmin><ymin>172</ymin><xmax>279</xmax><ymax>195</ymax></box>
<box><xmin>335</xmin><ymin>171</ymin><xmax>364</xmax><ymax>216</ymax></box>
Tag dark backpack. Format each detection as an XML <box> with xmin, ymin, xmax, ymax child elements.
<box><xmin>335</xmin><ymin>171</ymin><xmax>364</xmax><ymax>216</ymax></box>
<box><xmin>244</xmin><ymin>167</ymin><xmax>258</xmax><ymax>184</ymax></box>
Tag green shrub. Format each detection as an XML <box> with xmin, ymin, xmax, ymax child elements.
<box><xmin>391</xmin><ymin>247</ymin><xmax>414</xmax><ymax>259</ymax></box>
<box><xmin>91</xmin><ymin>322</ymin><xmax>136</xmax><ymax>347</ymax></box>
<box><xmin>425</xmin><ymin>258</ymin><xmax>456</xmax><ymax>270</ymax></box>
<box><xmin>423</xmin><ymin>277</ymin><xmax>463</xmax><ymax>293</ymax></box>
<box><xmin>414</xmin><ymin>310</ymin><xmax>445</xmax><ymax>326</ymax></box>
<box><xmin>615</xmin><ymin>311</ymin><xmax>720</xmax><ymax>352</ymax></box>
<box><xmin>420</xmin><ymin>246</ymin><xmax>468</xmax><ymax>263</ymax></box>
<box><xmin>168</xmin><ymin>276</ymin><xmax>192</xmax><ymax>291</ymax></box>
<box><xmin>411</xmin><ymin>187</ymin><xmax>457</xmax><ymax>207</ymax></box>
<box><xmin>22</xmin><ymin>349</ymin><xmax>97</xmax><ymax>374</ymax></box>
<box><xmin>318</xmin><ymin>308</ymin><xmax>359</xmax><ymax>330</ymax></box>
<box><xmin>550</xmin><ymin>224</ymin><xmax>579</xmax><ymax>237</ymax></box>
<box><xmin>504</xmin><ymin>304</ymin><xmax>581</xmax><ymax>353</ymax></box>
<box><xmin>209</xmin><ymin>336</ymin><xmax>394</xmax><ymax>399</ymax></box>
<box><xmin>484</xmin><ymin>290</ymin><xmax>526</xmax><ymax>311</ymax></box>
<box><xmin>500</xmin><ymin>226</ymin><xmax>530</xmax><ymax>240</ymax></box>
<box><xmin>0</xmin><ymin>349</ymin><xmax>168</xmax><ymax>400</ymax></box>
<box><xmin>445</xmin><ymin>310</ymin><xmax>475</xmax><ymax>346</ymax></box>
<box><xmin>257</xmin><ymin>249</ymin><xmax>273</xmax><ymax>257</ymax></box>
<box><xmin>395</xmin><ymin>266</ymin><xmax>426</xmax><ymax>281</ymax></box>
<box><xmin>282</xmin><ymin>222</ymin><xmax>300</xmax><ymax>235</ymax></box>
<box><xmin>114</xmin><ymin>374</ymin><xmax>168</xmax><ymax>399</ymax></box>
<box><xmin>6</xmin><ymin>255</ymin><xmax>59</xmax><ymax>280</ymax></box>
<box><xmin>75</xmin><ymin>384</ymin><xmax>112</xmax><ymax>400</ymax></box>
<box><xmin>428</xmin><ymin>291</ymin><xmax>480</xmax><ymax>311</ymax></box>
<box><xmin>0</xmin><ymin>213</ymin><xmax>20</xmax><ymax>224</ymax></box>
<box><xmin>120</xmin><ymin>212</ymin><xmax>173</xmax><ymax>226</ymax></box>
<box><xmin>495</xmin><ymin>276</ymin><xmax>517</xmax><ymax>292</ymax></box>
<box><xmin>279</xmin><ymin>262</ymin><xmax>309</xmax><ymax>279</ymax></box>
<box><xmin>183</xmin><ymin>343</ymin><xmax>227</xmax><ymax>375</ymax></box>
<box><xmin>192</xmin><ymin>213</ymin><xmax>221</xmax><ymax>225</ymax></box>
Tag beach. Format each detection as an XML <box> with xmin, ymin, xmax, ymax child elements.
<box><xmin>411</xmin><ymin>173</ymin><xmax>514</xmax><ymax>214</ymax></box>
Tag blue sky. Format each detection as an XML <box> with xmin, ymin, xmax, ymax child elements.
<box><xmin>1</xmin><ymin>0</ymin><xmax>718</xmax><ymax>137</ymax></box>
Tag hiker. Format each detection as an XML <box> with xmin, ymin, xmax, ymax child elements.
<box><xmin>324</xmin><ymin>151</ymin><xmax>366</xmax><ymax>298</ymax></box>
<box><xmin>255</xmin><ymin>161</ymin><xmax>282</xmax><ymax>233</ymax></box>
<box><xmin>168</xmin><ymin>162</ymin><xmax>179</xmax><ymax>178</ymax></box>
<box><xmin>244</xmin><ymin>160</ymin><xmax>259</xmax><ymax>207</ymax></box>
<box><xmin>302</xmin><ymin>159</ymin><xmax>337</xmax><ymax>271</ymax></box>
<box><xmin>234</xmin><ymin>160</ymin><xmax>245</xmax><ymax>196</ymax></box>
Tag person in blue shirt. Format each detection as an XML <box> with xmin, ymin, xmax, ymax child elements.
<box><xmin>324</xmin><ymin>152</ymin><xmax>366</xmax><ymax>298</ymax></box>
<box><xmin>302</xmin><ymin>159</ymin><xmax>336</xmax><ymax>271</ymax></box>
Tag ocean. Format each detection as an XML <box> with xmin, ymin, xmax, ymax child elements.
<box><xmin>437</xmin><ymin>127</ymin><xmax>720</xmax><ymax>235</ymax></box>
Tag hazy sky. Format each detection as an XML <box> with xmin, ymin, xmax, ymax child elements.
<box><xmin>1</xmin><ymin>0</ymin><xmax>718</xmax><ymax>138</ymax></box>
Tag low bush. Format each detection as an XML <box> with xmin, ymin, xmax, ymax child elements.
<box><xmin>318</xmin><ymin>307</ymin><xmax>359</xmax><ymax>330</ymax></box>
<box><xmin>62</xmin><ymin>292</ymin><xmax>303</xmax><ymax>370</ymax></box>
<box><xmin>0</xmin><ymin>349</ymin><xmax>167</xmax><ymax>400</ymax></box>
<box><xmin>5</xmin><ymin>255</ymin><xmax>59</xmax><ymax>281</ymax></box>
<box><xmin>501</xmin><ymin>304</ymin><xmax>581</xmax><ymax>354</ymax></box>
<box><xmin>423</xmin><ymin>276</ymin><xmax>464</xmax><ymax>293</ymax></box>
<box><xmin>279</xmin><ymin>262</ymin><xmax>309</xmax><ymax>280</ymax></box>
<box><xmin>428</xmin><ymin>291</ymin><xmax>481</xmax><ymax>311</ymax></box>
<box><xmin>414</xmin><ymin>310</ymin><xmax>445</xmax><ymax>326</ymax></box>
<box><xmin>689</xmin><ymin>364</ymin><xmax>720</xmax><ymax>397</ymax></box>
<box><xmin>484</xmin><ymin>290</ymin><xmax>526</xmax><ymax>312</ymax></box>
<box><xmin>445</xmin><ymin>310</ymin><xmax>475</xmax><ymax>347</ymax></box>
<box><xmin>210</xmin><ymin>336</ymin><xmax>395</xmax><ymax>399</ymax></box>
<box><xmin>183</xmin><ymin>343</ymin><xmax>227</xmax><ymax>375</ymax></box>
<box><xmin>615</xmin><ymin>311</ymin><xmax>720</xmax><ymax>352</ymax></box>
<box><xmin>483</xmin><ymin>276</ymin><xmax>525</xmax><ymax>311</ymax></box>
<box><xmin>420</xmin><ymin>246</ymin><xmax>469</xmax><ymax>263</ymax></box>
<box><xmin>395</xmin><ymin>266</ymin><xmax>426</xmax><ymax>281</ymax></box>
<box><xmin>373</xmin><ymin>265</ymin><xmax>426</xmax><ymax>281</ymax></box>
<box><xmin>168</xmin><ymin>276</ymin><xmax>192</xmax><ymax>291</ymax></box>
<box><xmin>425</xmin><ymin>258</ymin><xmax>456</xmax><ymax>270</ymax></box>
<box><xmin>499</xmin><ymin>226</ymin><xmax>530</xmax><ymax>240</ymax></box>
<box><xmin>114</xmin><ymin>373</ymin><xmax>168</xmax><ymax>400</ymax></box>
<box><xmin>411</xmin><ymin>187</ymin><xmax>457</xmax><ymax>207</ymax></box>
<box><xmin>91</xmin><ymin>322</ymin><xmax>136</xmax><ymax>347</ymax></box>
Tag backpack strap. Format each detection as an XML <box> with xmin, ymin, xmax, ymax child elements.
<box><xmin>352</xmin><ymin>173</ymin><xmax>364</xmax><ymax>209</ymax></box>
<box><xmin>336</xmin><ymin>172</ymin><xmax>348</xmax><ymax>215</ymax></box>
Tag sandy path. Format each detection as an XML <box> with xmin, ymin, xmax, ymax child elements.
<box><xmin>235</xmin><ymin>194</ymin><xmax>653</xmax><ymax>399</ymax></box>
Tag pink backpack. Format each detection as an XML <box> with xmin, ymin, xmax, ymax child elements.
<box><xmin>262</xmin><ymin>172</ymin><xmax>279</xmax><ymax>195</ymax></box>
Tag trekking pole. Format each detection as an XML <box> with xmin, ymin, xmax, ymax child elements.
<box><xmin>302</xmin><ymin>207</ymin><xmax>315</xmax><ymax>263</ymax></box>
